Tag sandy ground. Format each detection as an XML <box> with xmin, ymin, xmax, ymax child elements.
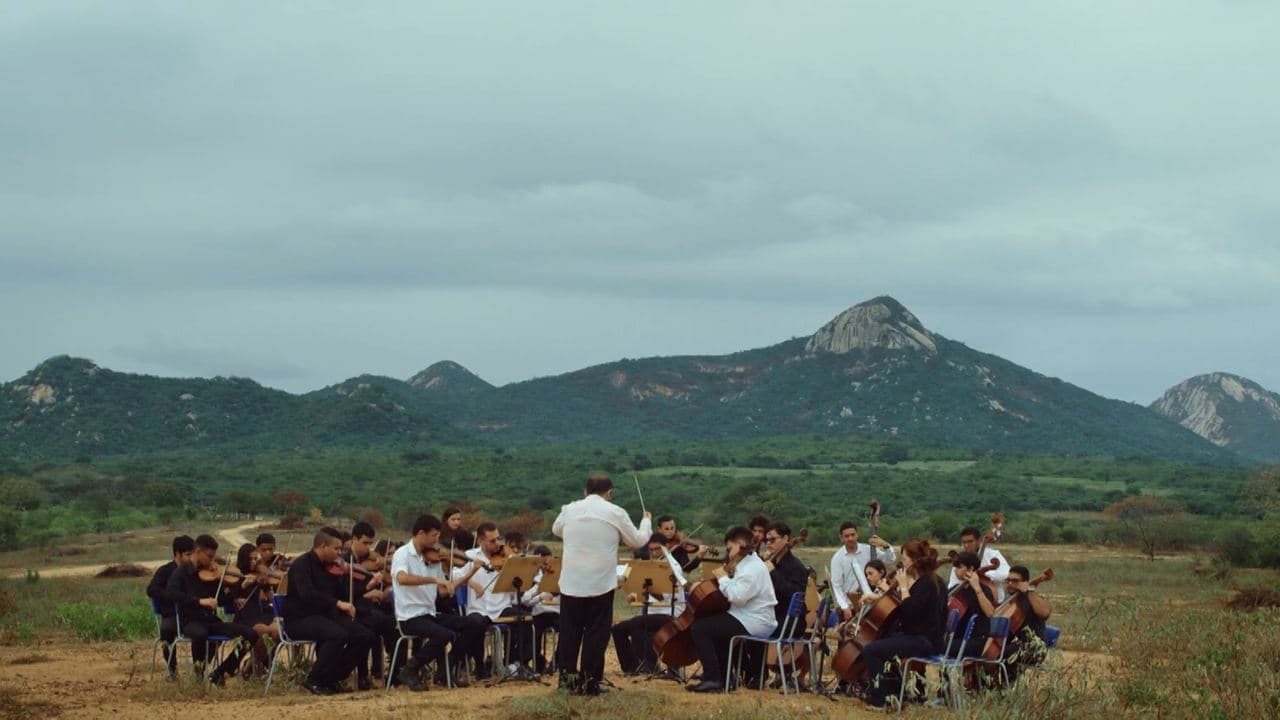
<box><xmin>0</xmin><ymin>639</ymin><xmax>898</xmax><ymax>720</ymax></box>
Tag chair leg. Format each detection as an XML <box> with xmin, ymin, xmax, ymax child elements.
<box><xmin>724</xmin><ymin>638</ymin><xmax>737</xmax><ymax>692</ymax></box>
<box><xmin>386</xmin><ymin>637</ymin><xmax>406</xmax><ymax>691</ymax></box>
<box><xmin>264</xmin><ymin>642</ymin><xmax>284</xmax><ymax>695</ymax></box>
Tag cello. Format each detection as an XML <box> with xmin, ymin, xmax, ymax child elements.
<box><xmin>651</xmin><ymin>543</ymin><xmax>751</xmax><ymax>667</ymax></box>
<box><xmin>830</xmin><ymin>563</ymin><xmax>903</xmax><ymax>681</ymax></box>
<box><xmin>980</xmin><ymin>567</ymin><xmax>1054</xmax><ymax>660</ymax></box>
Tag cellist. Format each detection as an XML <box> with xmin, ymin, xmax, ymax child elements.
<box><xmin>948</xmin><ymin>525</ymin><xmax>1010</xmax><ymax>602</ymax></box>
<box><xmin>1000</xmin><ymin>565</ymin><xmax>1052</xmax><ymax>681</ymax></box>
<box><xmin>858</xmin><ymin>539</ymin><xmax>946</xmax><ymax>708</ymax></box>
<box><xmin>830</xmin><ymin>521</ymin><xmax>896</xmax><ymax>622</ymax></box>
<box><xmin>949</xmin><ymin>551</ymin><xmax>996</xmax><ymax>658</ymax></box>
<box><xmin>685</xmin><ymin>526</ymin><xmax>777</xmax><ymax>693</ymax></box>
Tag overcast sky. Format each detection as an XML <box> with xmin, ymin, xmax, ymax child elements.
<box><xmin>2</xmin><ymin>2</ymin><xmax>1277</xmax><ymax>403</ymax></box>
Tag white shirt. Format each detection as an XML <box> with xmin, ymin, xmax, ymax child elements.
<box><xmin>638</xmin><ymin>591</ymin><xmax>686</xmax><ymax>616</ymax></box>
<box><xmin>552</xmin><ymin>494</ymin><xmax>651</xmax><ymax>597</ymax></box>
<box><xmin>829</xmin><ymin>542</ymin><xmax>897</xmax><ymax>610</ymax></box>
<box><xmin>719</xmin><ymin>553</ymin><xmax>777</xmax><ymax>637</ymax></box>
<box><xmin>464</xmin><ymin>548</ymin><xmax>517</xmax><ymax>620</ymax></box>
<box><xmin>520</xmin><ymin>570</ymin><xmax>562</xmax><ymax>617</ymax></box>
<box><xmin>390</xmin><ymin>542</ymin><xmax>443</xmax><ymax>622</ymax></box>
<box><xmin>947</xmin><ymin>547</ymin><xmax>1010</xmax><ymax>603</ymax></box>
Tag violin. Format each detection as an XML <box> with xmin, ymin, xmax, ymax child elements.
<box><xmin>480</xmin><ymin>545</ymin><xmax>510</xmax><ymax>573</ymax></box>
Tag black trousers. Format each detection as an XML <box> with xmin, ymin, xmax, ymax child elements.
<box><xmin>158</xmin><ymin>616</ymin><xmax>178</xmax><ymax>673</ymax></box>
<box><xmin>557</xmin><ymin>590</ymin><xmax>614</xmax><ymax>687</ymax></box>
<box><xmin>401</xmin><ymin>613</ymin><xmax>485</xmax><ymax>668</ymax></box>
<box><xmin>356</xmin><ymin>605</ymin><xmax>397</xmax><ymax>679</ymax></box>
<box><xmin>533</xmin><ymin>612</ymin><xmax>559</xmax><ymax>671</ymax></box>
<box><xmin>690</xmin><ymin>612</ymin><xmax>746</xmax><ymax>684</ymax></box>
<box><xmin>286</xmin><ymin>614</ymin><xmax>377</xmax><ymax>685</ymax></box>
<box><xmin>472</xmin><ymin>607</ymin><xmax>536</xmax><ymax>665</ymax></box>
<box><xmin>860</xmin><ymin>633</ymin><xmax>935</xmax><ymax>707</ymax></box>
<box><xmin>181</xmin><ymin>619</ymin><xmax>259</xmax><ymax>678</ymax></box>
<box><xmin>611</xmin><ymin>613</ymin><xmax>669</xmax><ymax>672</ymax></box>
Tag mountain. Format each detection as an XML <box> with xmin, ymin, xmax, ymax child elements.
<box><xmin>434</xmin><ymin>296</ymin><xmax>1231</xmax><ymax>462</ymax></box>
<box><xmin>1150</xmin><ymin>373</ymin><xmax>1280</xmax><ymax>464</ymax></box>
<box><xmin>1</xmin><ymin>356</ymin><xmax>465</xmax><ymax>459</ymax></box>
<box><xmin>1</xmin><ymin>297</ymin><xmax>1240</xmax><ymax>463</ymax></box>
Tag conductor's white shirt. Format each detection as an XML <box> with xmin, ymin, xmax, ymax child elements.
<box><xmin>552</xmin><ymin>493</ymin><xmax>651</xmax><ymax>597</ymax></box>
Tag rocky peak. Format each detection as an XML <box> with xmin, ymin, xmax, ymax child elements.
<box><xmin>407</xmin><ymin>361</ymin><xmax>494</xmax><ymax>394</ymax></box>
<box><xmin>805</xmin><ymin>296</ymin><xmax>938</xmax><ymax>356</ymax></box>
<box><xmin>1151</xmin><ymin>372</ymin><xmax>1280</xmax><ymax>461</ymax></box>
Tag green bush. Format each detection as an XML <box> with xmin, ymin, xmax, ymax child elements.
<box><xmin>55</xmin><ymin>596</ymin><xmax>153</xmax><ymax>641</ymax></box>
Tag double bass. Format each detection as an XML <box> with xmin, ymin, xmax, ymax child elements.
<box><xmin>830</xmin><ymin>567</ymin><xmax>902</xmax><ymax>681</ymax></box>
<box><xmin>651</xmin><ymin>544</ymin><xmax>751</xmax><ymax>667</ymax></box>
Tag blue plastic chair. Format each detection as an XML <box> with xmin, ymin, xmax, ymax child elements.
<box><xmin>149</xmin><ymin>597</ymin><xmax>184</xmax><ymax>680</ymax></box>
<box><xmin>173</xmin><ymin>602</ymin><xmax>234</xmax><ymax>685</ymax></box>
<box><xmin>264</xmin><ymin>594</ymin><xmax>316</xmax><ymax>694</ymax></box>
<box><xmin>726</xmin><ymin>592</ymin><xmax>809</xmax><ymax>695</ymax></box>
<box><xmin>898</xmin><ymin>609</ymin><xmax>975</xmax><ymax>710</ymax></box>
<box><xmin>962</xmin><ymin>614</ymin><xmax>1011</xmax><ymax>688</ymax></box>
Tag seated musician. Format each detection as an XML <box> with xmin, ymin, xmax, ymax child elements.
<box><xmin>611</xmin><ymin>534</ymin><xmax>686</xmax><ymax>675</ymax></box>
<box><xmin>390</xmin><ymin>514</ymin><xmax>484</xmax><ymax>691</ymax></box>
<box><xmin>745</xmin><ymin>522</ymin><xmax>809</xmax><ymax>688</ymax></box>
<box><xmin>686</xmin><ymin>526</ymin><xmax>777</xmax><ymax>693</ymax></box>
<box><xmin>463</xmin><ymin>521</ymin><xmax>524</xmax><ymax>678</ymax></box>
<box><xmin>748</xmin><ymin>516</ymin><xmax>770</xmax><ymax>554</ymax></box>
<box><xmin>254</xmin><ymin>533</ymin><xmax>278</xmax><ymax>569</ymax></box>
<box><xmin>349</xmin><ymin>521</ymin><xmax>399</xmax><ymax>688</ymax></box>
<box><xmin>522</xmin><ymin>544</ymin><xmax>561</xmax><ymax>674</ymax></box>
<box><xmin>948</xmin><ymin>527</ymin><xmax>1009</xmax><ymax>602</ymax></box>
<box><xmin>1002</xmin><ymin>565</ymin><xmax>1052</xmax><ymax>680</ymax></box>
<box><xmin>283</xmin><ymin>530</ymin><xmax>378</xmax><ymax>695</ymax></box>
<box><xmin>437</xmin><ymin>507</ymin><xmax>473</xmax><ymax>615</ymax></box>
<box><xmin>164</xmin><ymin>534</ymin><xmax>259</xmax><ymax>685</ymax></box>
<box><xmin>858</xmin><ymin>559</ymin><xmax>892</xmax><ymax>609</ymax></box>
<box><xmin>146</xmin><ymin>535</ymin><xmax>194</xmax><ymax>680</ymax></box>
<box><xmin>858</xmin><ymin>539</ymin><xmax>946</xmax><ymax>708</ymax></box>
<box><xmin>231</xmin><ymin>542</ymin><xmax>279</xmax><ymax>673</ymax></box>
<box><xmin>830</xmin><ymin>521</ymin><xmax>896</xmax><ymax>622</ymax></box>
<box><xmin>949</xmin><ymin>551</ymin><xmax>996</xmax><ymax>658</ymax></box>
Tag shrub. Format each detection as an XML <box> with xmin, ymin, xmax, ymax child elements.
<box><xmin>1217</xmin><ymin>526</ymin><xmax>1257</xmax><ymax>567</ymax></box>
<box><xmin>55</xmin><ymin>597</ymin><xmax>153</xmax><ymax>641</ymax></box>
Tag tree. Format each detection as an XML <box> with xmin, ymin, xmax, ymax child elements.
<box><xmin>1105</xmin><ymin>495</ymin><xmax>1184</xmax><ymax>560</ymax></box>
<box><xmin>0</xmin><ymin>478</ymin><xmax>42</xmax><ymax>511</ymax></box>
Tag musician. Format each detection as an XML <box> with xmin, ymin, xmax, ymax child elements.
<box><xmin>1001</xmin><ymin>565</ymin><xmax>1052</xmax><ymax>680</ymax></box>
<box><xmin>748</xmin><ymin>516</ymin><xmax>770</xmax><ymax>552</ymax></box>
<box><xmin>830</xmin><ymin>521</ymin><xmax>896</xmax><ymax>621</ymax></box>
<box><xmin>164</xmin><ymin>534</ymin><xmax>259</xmax><ymax>685</ymax></box>
<box><xmin>858</xmin><ymin>539</ymin><xmax>946</xmax><ymax>708</ymax></box>
<box><xmin>948</xmin><ymin>527</ymin><xmax>1010</xmax><ymax>602</ymax></box>
<box><xmin>349</xmin><ymin>522</ymin><xmax>399</xmax><ymax>688</ymax></box>
<box><xmin>949</xmin><ymin>551</ymin><xmax>996</xmax><ymax>658</ymax></box>
<box><xmin>438</xmin><ymin>507</ymin><xmax>473</xmax><ymax>615</ymax></box>
<box><xmin>504</xmin><ymin>530</ymin><xmax>529</xmax><ymax>556</ymax></box>
<box><xmin>231</xmin><ymin>542</ymin><xmax>279</xmax><ymax>672</ymax></box>
<box><xmin>463</xmin><ymin>522</ymin><xmax>527</xmax><ymax>677</ymax></box>
<box><xmin>522</xmin><ymin>544</ymin><xmax>561</xmax><ymax>674</ymax></box>
<box><xmin>146</xmin><ymin>535</ymin><xmax>194</xmax><ymax>680</ymax></box>
<box><xmin>552</xmin><ymin>473</ymin><xmax>652</xmax><ymax>696</ymax></box>
<box><xmin>255</xmin><ymin>533</ymin><xmax>278</xmax><ymax>568</ymax></box>
<box><xmin>391</xmin><ymin>514</ymin><xmax>485</xmax><ymax>691</ymax></box>
<box><xmin>686</xmin><ymin>526</ymin><xmax>777</xmax><ymax>694</ymax></box>
<box><xmin>611</xmin><ymin>534</ymin><xmax>686</xmax><ymax>675</ymax></box>
<box><xmin>858</xmin><ymin>560</ymin><xmax>892</xmax><ymax>607</ymax></box>
<box><xmin>636</xmin><ymin>516</ymin><xmax>707</xmax><ymax>570</ymax></box>
<box><xmin>283</xmin><ymin>531</ymin><xmax>378</xmax><ymax>694</ymax></box>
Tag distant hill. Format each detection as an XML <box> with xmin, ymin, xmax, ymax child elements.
<box><xmin>1</xmin><ymin>297</ymin><xmax>1240</xmax><ymax>464</ymax></box>
<box><xmin>1150</xmin><ymin>372</ymin><xmax>1280</xmax><ymax>464</ymax></box>
<box><xmin>1</xmin><ymin>357</ymin><xmax>465</xmax><ymax>459</ymax></box>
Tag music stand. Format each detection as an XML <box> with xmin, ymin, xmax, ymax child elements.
<box><xmin>621</xmin><ymin>560</ymin><xmax>676</xmax><ymax>677</ymax></box>
<box><xmin>489</xmin><ymin>556</ymin><xmax>546</xmax><ymax>683</ymax></box>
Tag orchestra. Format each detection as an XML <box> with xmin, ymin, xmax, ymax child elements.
<box><xmin>143</xmin><ymin>475</ymin><xmax>1055</xmax><ymax>711</ymax></box>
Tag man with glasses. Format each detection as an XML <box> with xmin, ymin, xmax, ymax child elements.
<box><xmin>948</xmin><ymin>526</ymin><xmax>1010</xmax><ymax>602</ymax></box>
<box><xmin>1001</xmin><ymin>566</ymin><xmax>1052</xmax><ymax>681</ymax></box>
<box><xmin>746</xmin><ymin>522</ymin><xmax>809</xmax><ymax>688</ymax></box>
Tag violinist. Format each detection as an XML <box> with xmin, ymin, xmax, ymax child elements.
<box><xmin>437</xmin><ymin>507</ymin><xmax>474</xmax><ymax>615</ymax></box>
<box><xmin>858</xmin><ymin>539</ymin><xmax>946</xmax><ymax>708</ymax></box>
<box><xmin>522</xmin><ymin>545</ymin><xmax>561</xmax><ymax>674</ymax></box>
<box><xmin>231</xmin><ymin>542</ymin><xmax>280</xmax><ymax>673</ymax></box>
<box><xmin>463</xmin><ymin>522</ymin><xmax>522</xmax><ymax>678</ymax></box>
<box><xmin>283</xmin><ymin>531</ymin><xmax>378</xmax><ymax>695</ymax></box>
<box><xmin>611</xmin><ymin>534</ymin><xmax>686</xmax><ymax>676</ymax></box>
<box><xmin>948</xmin><ymin>526</ymin><xmax>1009</xmax><ymax>602</ymax></box>
<box><xmin>164</xmin><ymin>534</ymin><xmax>260</xmax><ymax>686</ymax></box>
<box><xmin>949</xmin><ymin>551</ymin><xmax>996</xmax><ymax>658</ymax></box>
<box><xmin>661</xmin><ymin>516</ymin><xmax>709</xmax><ymax>571</ymax></box>
<box><xmin>146</xmin><ymin>535</ymin><xmax>194</xmax><ymax>680</ymax></box>
<box><xmin>830</xmin><ymin>521</ymin><xmax>896</xmax><ymax>621</ymax></box>
<box><xmin>391</xmin><ymin>514</ymin><xmax>485</xmax><ymax>691</ymax></box>
<box><xmin>686</xmin><ymin>526</ymin><xmax>777</xmax><ymax>694</ymax></box>
<box><xmin>552</xmin><ymin>473</ymin><xmax>652</xmax><ymax>696</ymax></box>
<box><xmin>254</xmin><ymin>533</ymin><xmax>278</xmax><ymax>569</ymax></box>
<box><xmin>349</xmin><ymin>522</ymin><xmax>398</xmax><ymax>689</ymax></box>
<box><xmin>1000</xmin><ymin>565</ymin><xmax>1052</xmax><ymax>681</ymax></box>
<box><xmin>748</xmin><ymin>516</ymin><xmax>770</xmax><ymax>554</ymax></box>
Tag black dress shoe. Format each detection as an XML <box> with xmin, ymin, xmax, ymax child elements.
<box><xmin>399</xmin><ymin>666</ymin><xmax>426</xmax><ymax>692</ymax></box>
<box><xmin>581</xmin><ymin>681</ymin><xmax>609</xmax><ymax>696</ymax></box>
<box><xmin>303</xmin><ymin>680</ymin><xmax>335</xmax><ymax>696</ymax></box>
<box><xmin>328</xmin><ymin>681</ymin><xmax>352</xmax><ymax>694</ymax></box>
<box><xmin>356</xmin><ymin>676</ymin><xmax>374</xmax><ymax>691</ymax></box>
<box><xmin>687</xmin><ymin>680</ymin><xmax>724</xmax><ymax>693</ymax></box>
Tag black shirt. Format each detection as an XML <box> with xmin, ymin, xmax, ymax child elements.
<box><xmin>165</xmin><ymin>564</ymin><xmax>234</xmax><ymax>624</ymax></box>
<box><xmin>951</xmin><ymin>583</ymin><xmax>996</xmax><ymax>639</ymax></box>
<box><xmin>147</xmin><ymin>561</ymin><xmax>181</xmax><ymax>618</ymax></box>
<box><xmin>1012</xmin><ymin>591</ymin><xmax>1047</xmax><ymax>640</ymax></box>
<box><xmin>893</xmin><ymin>574</ymin><xmax>945</xmax><ymax>650</ymax></box>
<box><xmin>769</xmin><ymin>553</ymin><xmax>810</xmax><ymax>627</ymax></box>
<box><xmin>284</xmin><ymin>550</ymin><xmax>341</xmax><ymax>623</ymax></box>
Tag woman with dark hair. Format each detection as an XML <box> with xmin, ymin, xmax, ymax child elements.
<box><xmin>437</xmin><ymin>507</ymin><xmax>473</xmax><ymax>616</ymax></box>
<box><xmin>856</xmin><ymin>560</ymin><xmax>893</xmax><ymax>614</ymax></box>
<box><xmin>858</xmin><ymin>539</ymin><xmax>946</xmax><ymax>708</ymax></box>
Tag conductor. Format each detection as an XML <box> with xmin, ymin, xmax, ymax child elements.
<box><xmin>552</xmin><ymin>473</ymin><xmax>651</xmax><ymax>696</ymax></box>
